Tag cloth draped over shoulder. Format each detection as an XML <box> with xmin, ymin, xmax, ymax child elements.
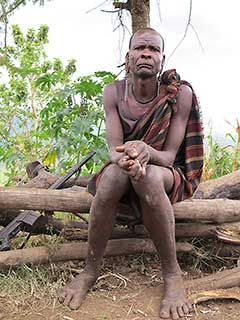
<box><xmin>87</xmin><ymin>69</ymin><xmax>204</xmax><ymax>204</ymax></box>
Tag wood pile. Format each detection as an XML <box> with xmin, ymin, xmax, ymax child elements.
<box><xmin>1</xmin><ymin>161</ymin><xmax>240</xmax><ymax>296</ymax></box>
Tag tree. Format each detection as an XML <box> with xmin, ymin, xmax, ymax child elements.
<box><xmin>0</xmin><ymin>24</ymin><xmax>114</xmax><ymax>183</ymax></box>
<box><xmin>0</xmin><ymin>0</ymin><xmax>52</xmax><ymax>48</ymax></box>
<box><xmin>113</xmin><ymin>0</ymin><xmax>150</xmax><ymax>33</ymax></box>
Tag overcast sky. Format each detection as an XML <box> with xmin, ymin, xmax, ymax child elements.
<box><xmin>7</xmin><ymin>0</ymin><xmax>240</xmax><ymax>138</ymax></box>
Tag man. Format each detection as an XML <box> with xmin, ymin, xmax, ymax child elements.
<box><xmin>58</xmin><ymin>28</ymin><xmax>203</xmax><ymax>319</ymax></box>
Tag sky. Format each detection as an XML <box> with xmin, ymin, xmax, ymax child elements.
<box><xmin>5</xmin><ymin>0</ymin><xmax>240</xmax><ymax>139</ymax></box>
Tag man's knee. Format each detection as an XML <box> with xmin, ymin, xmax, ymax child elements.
<box><xmin>131</xmin><ymin>165</ymin><xmax>172</xmax><ymax>207</ymax></box>
<box><xmin>95</xmin><ymin>164</ymin><xmax>129</xmax><ymax>204</ymax></box>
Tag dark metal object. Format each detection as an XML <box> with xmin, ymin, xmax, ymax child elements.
<box><xmin>0</xmin><ymin>151</ymin><xmax>96</xmax><ymax>251</ymax></box>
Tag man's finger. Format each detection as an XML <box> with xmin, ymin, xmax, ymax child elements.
<box><xmin>115</xmin><ymin>145</ymin><xmax>125</xmax><ymax>152</ymax></box>
<box><xmin>126</xmin><ymin>148</ymin><xmax>138</xmax><ymax>159</ymax></box>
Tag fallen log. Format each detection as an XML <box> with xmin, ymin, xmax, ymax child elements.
<box><xmin>26</xmin><ymin>161</ymin><xmax>240</xmax><ymax>200</ymax></box>
<box><xmin>0</xmin><ymin>187</ymin><xmax>93</xmax><ymax>213</ymax></box>
<box><xmin>186</xmin><ymin>266</ymin><xmax>240</xmax><ymax>292</ymax></box>
<box><xmin>174</xmin><ymin>199</ymin><xmax>240</xmax><ymax>224</ymax></box>
<box><xmin>2</xmin><ymin>206</ymin><xmax>240</xmax><ymax>240</ymax></box>
<box><xmin>25</xmin><ymin>160</ymin><xmax>93</xmax><ymax>189</ymax></box>
<box><xmin>2</xmin><ymin>188</ymin><xmax>240</xmax><ymax>223</ymax></box>
<box><xmin>135</xmin><ymin>222</ymin><xmax>240</xmax><ymax>239</ymax></box>
<box><xmin>0</xmin><ymin>239</ymin><xmax>193</xmax><ymax>269</ymax></box>
<box><xmin>189</xmin><ymin>287</ymin><xmax>240</xmax><ymax>304</ymax></box>
<box><xmin>193</xmin><ymin>168</ymin><xmax>240</xmax><ymax>199</ymax></box>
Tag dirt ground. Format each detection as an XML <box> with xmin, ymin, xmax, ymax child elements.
<box><xmin>0</xmin><ymin>254</ymin><xmax>239</xmax><ymax>320</ymax></box>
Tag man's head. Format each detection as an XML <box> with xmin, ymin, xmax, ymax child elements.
<box><xmin>127</xmin><ymin>28</ymin><xmax>165</xmax><ymax>79</ymax></box>
<box><xmin>129</xmin><ymin>28</ymin><xmax>165</xmax><ymax>52</ymax></box>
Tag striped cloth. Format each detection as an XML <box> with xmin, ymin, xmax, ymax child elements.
<box><xmin>88</xmin><ymin>69</ymin><xmax>204</xmax><ymax>204</ymax></box>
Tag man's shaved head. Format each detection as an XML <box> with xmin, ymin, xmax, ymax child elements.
<box><xmin>129</xmin><ymin>28</ymin><xmax>165</xmax><ymax>52</ymax></box>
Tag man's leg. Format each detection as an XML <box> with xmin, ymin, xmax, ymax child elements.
<box><xmin>58</xmin><ymin>164</ymin><xmax>129</xmax><ymax>310</ymax></box>
<box><xmin>131</xmin><ymin>165</ymin><xmax>192</xmax><ymax>320</ymax></box>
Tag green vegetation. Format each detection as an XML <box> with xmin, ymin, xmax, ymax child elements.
<box><xmin>202</xmin><ymin>120</ymin><xmax>240</xmax><ymax>181</ymax></box>
<box><xmin>0</xmin><ymin>25</ymin><xmax>115</xmax><ymax>184</ymax></box>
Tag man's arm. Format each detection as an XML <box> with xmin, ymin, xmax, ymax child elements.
<box><xmin>103</xmin><ymin>83</ymin><xmax>124</xmax><ymax>164</ymax></box>
<box><xmin>149</xmin><ymin>84</ymin><xmax>193</xmax><ymax>166</ymax></box>
<box><xmin>103</xmin><ymin>83</ymin><xmax>144</xmax><ymax>176</ymax></box>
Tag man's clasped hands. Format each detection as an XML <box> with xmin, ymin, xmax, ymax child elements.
<box><xmin>115</xmin><ymin>141</ymin><xmax>150</xmax><ymax>181</ymax></box>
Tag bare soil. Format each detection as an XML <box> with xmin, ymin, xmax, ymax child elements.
<box><xmin>0</xmin><ymin>254</ymin><xmax>239</xmax><ymax>320</ymax></box>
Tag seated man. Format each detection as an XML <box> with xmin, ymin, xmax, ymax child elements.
<box><xmin>58</xmin><ymin>27</ymin><xmax>203</xmax><ymax>320</ymax></box>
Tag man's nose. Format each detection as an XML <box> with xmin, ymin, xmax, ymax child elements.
<box><xmin>141</xmin><ymin>48</ymin><xmax>151</xmax><ymax>58</ymax></box>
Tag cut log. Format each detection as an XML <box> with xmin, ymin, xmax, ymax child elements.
<box><xmin>174</xmin><ymin>199</ymin><xmax>240</xmax><ymax>224</ymax></box>
<box><xmin>214</xmin><ymin>225</ymin><xmax>240</xmax><ymax>245</ymax></box>
<box><xmin>0</xmin><ymin>239</ymin><xmax>193</xmax><ymax>269</ymax></box>
<box><xmin>186</xmin><ymin>266</ymin><xmax>240</xmax><ymax>292</ymax></box>
<box><xmin>135</xmin><ymin>222</ymin><xmax>240</xmax><ymax>239</ymax></box>
<box><xmin>26</xmin><ymin>161</ymin><xmax>240</xmax><ymax>200</ymax></box>
<box><xmin>25</xmin><ymin>160</ymin><xmax>93</xmax><ymax>188</ymax></box>
<box><xmin>1</xmin><ymin>188</ymin><xmax>240</xmax><ymax>224</ymax></box>
<box><xmin>0</xmin><ymin>187</ymin><xmax>93</xmax><ymax>213</ymax></box>
<box><xmin>189</xmin><ymin>287</ymin><xmax>240</xmax><ymax>304</ymax></box>
<box><xmin>193</xmin><ymin>169</ymin><xmax>240</xmax><ymax>199</ymax></box>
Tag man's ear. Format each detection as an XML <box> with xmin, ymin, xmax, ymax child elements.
<box><xmin>160</xmin><ymin>54</ymin><xmax>165</xmax><ymax>73</ymax></box>
<box><xmin>125</xmin><ymin>52</ymin><xmax>130</xmax><ymax>74</ymax></box>
<box><xmin>161</xmin><ymin>54</ymin><xmax>165</xmax><ymax>68</ymax></box>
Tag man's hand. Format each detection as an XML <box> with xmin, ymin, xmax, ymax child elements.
<box><xmin>115</xmin><ymin>141</ymin><xmax>151</xmax><ymax>180</ymax></box>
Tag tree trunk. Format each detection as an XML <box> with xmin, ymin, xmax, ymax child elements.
<box><xmin>2</xmin><ymin>188</ymin><xmax>240</xmax><ymax>224</ymax></box>
<box><xmin>25</xmin><ymin>160</ymin><xmax>240</xmax><ymax>201</ymax></box>
<box><xmin>0</xmin><ymin>239</ymin><xmax>192</xmax><ymax>269</ymax></box>
<box><xmin>0</xmin><ymin>187</ymin><xmax>93</xmax><ymax>213</ymax></box>
<box><xmin>193</xmin><ymin>169</ymin><xmax>240</xmax><ymax>200</ymax></box>
<box><xmin>113</xmin><ymin>0</ymin><xmax>150</xmax><ymax>33</ymax></box>
<box><xmin>186</xmin><ymin>267</ymin><xmax>240</xmax><ymax>292</ymax></box>
<box><xmin>25</xmin><ymin>160</ymin><xmax>93</xmax><ymax>189</ymax></box>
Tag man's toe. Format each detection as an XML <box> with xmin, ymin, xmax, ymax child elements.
<box><xmin>57</xmin><ymin>290</ymin><xmax>66</xmax><ymax>304</ymax></box>
<box><xmin>177</xmin><ymin>305</ymin><xmax>185</xmax><ymax>318</ymax></box>
<box><xmin>171</xmin><ymin>306</ymin><xmax>179</xmax><ymax>320</ymax></box>
<box><xmin>69</xmin><ymin>294</ymin><xmax>83</xmax><ymax>310</ymax></box>
<box><xmin>63</xmin><ymin>292</ymin><xmax>73</xmax><ymax>306</ymax></box>
<box><xmin>183</xmin><ymin>303</ymin><xmax>190</xmax><ymax>315</ymax></box>
<box><xmin>159</xmin><ymin>304</ymin><xmax>170</xmax><ymax>319</ymax></box>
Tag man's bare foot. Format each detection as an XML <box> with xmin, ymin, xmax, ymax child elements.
<box><xmin>58</xmin><ymin>271</ymin><xmax>98</xmax><ymax>310</ymax></box>
<box><xmin>159</xmin><ymin>274</ymin><xmax>192</xmax><ymax>319</ymax></box>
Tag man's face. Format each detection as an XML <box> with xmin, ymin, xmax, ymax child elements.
<box><xmin>128</xmin><ymin>31</ymin><xmax>164</xmax><ymax>79</ymax></box>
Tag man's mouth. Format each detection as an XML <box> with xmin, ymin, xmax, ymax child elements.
<box><xmin>137</xmin><ymin>63</ymin><xmax>152</xmax><ymax>69</ymax></box>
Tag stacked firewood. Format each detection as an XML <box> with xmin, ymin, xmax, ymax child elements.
<box><xmin>1</xmin><ymin>161</ymin><xmax>240</xmax><ymax>300</ymax></box>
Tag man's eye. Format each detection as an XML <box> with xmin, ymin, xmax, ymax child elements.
<box><xmin>151</xmin><ymin>47</ymin><xmax>160</xmax><ymax>52</ymax></box>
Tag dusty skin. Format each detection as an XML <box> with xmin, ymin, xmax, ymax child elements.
<box><xmin>159</xmin><ymin>275</ymin><xmax>193</xmax><ymax>319</ymax></box>
<box><xmin>58</xmin><ymin>271</ymin><xmax>98</xmax><ymax>310</ymax></box>
<box><xmin>58</xmin><ymin>27</ymin><xmax>201</xmax><ymax>319</ymax></box>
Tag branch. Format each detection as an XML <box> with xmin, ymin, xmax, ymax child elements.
<box><xmin>113</xmin><ymin>0</ymin><xmax>131</xmax><ymax>11</ymax></box>
<box><xmin>155</xmin><ymin>0</ymin><xmax>162</xmax><ymax>24</ymax></box>
<box><xmin>86</xmin><ymin>0</ymin><xmax>109</xmax><ymax>14</ymax></box>
<box><xmin>166</xmin><ymin>0</ymin><xmax>192</xmax><ymax>65</ymax></box>
<box><xmin>101</xmin><ymin>9</ymin><xmax>121</xmax><ymax>13</ymax></box>
<box><xmin>189</xmin><ymin>23</ymin><xmax>205</xmax><ymax>52</ymax></box>
<box><xmin>0</xmin><ymin>0</ymin><xmax>25</xmax><ymax>21</ymax></box>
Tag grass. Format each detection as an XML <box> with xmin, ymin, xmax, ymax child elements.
<box><xmin>0</xmin><ymin>163</ymin><xmax>7</xmax><ymax>185</ymax></box>
<box><xmin>0</xmin><ymin>124</ymin><xmax>239</xmax><ymax>317</ymax></box>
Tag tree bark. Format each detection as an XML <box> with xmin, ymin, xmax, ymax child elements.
<box><xmin>186</xmin><ymin>267</ymin><xmax>240</xmax><ymax>292</ymax></box>
<box><xmin>0</xmin><ymin>187</ymin><xmax>93</xmax><ymax>213</ymax></box>
<box><xmin>25</xmin><ymin>160</ymin><xmax>93</xmax><ymax>189</ymax></box>
<box><xmin>0</xmin><ymin>239</ymin><xmax>193</xmax><ymax>269</ymax></box>
<box><xmin>113</xmin><ymin>0</ymin><xmax>150</xmax><ymax>33</ymax></box>
<box><xmin>25</xmin><ymin>160</ymin><xmax>240</xmax><ymax>201</ymax></box>
<box><xmin>2</xmin><ymin>188</ymin><xmax>240</xmax><ymax>224</ymax></box>
<box><xmin>193</xmin><ymin>169</ymin><xmax>240</xmax><ymax>200</ymax></box>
